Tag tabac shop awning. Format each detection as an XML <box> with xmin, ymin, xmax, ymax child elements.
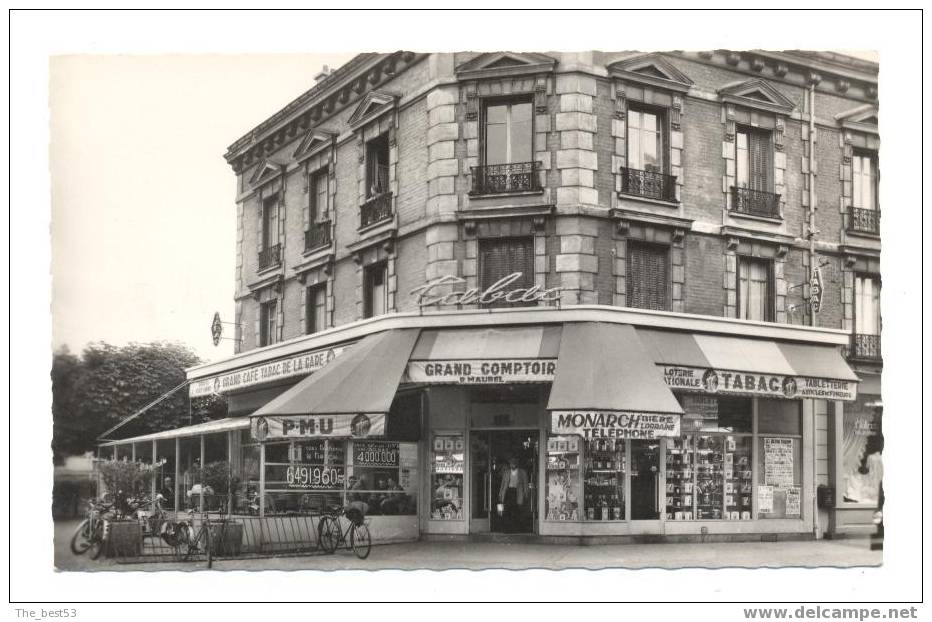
<box><xmin>548</xmin><ymin>323</ymin><xmax>684</xmax><ymax>440</ymax></box>
<box><xmin>637</xmin><ymin>329</ymin><xmax>859</xmax><ymax>402</ymax></box>
<box><xmin>405</xmin><ymin>325</ymin><xmax>562</xmax><ymax>384</ymax></box>
<box><xmin>250</xmin><ymin>329</ymin><xmax>421</xmax><ymax>441</ymax></box>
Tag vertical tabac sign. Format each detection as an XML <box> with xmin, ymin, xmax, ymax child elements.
<box><xmin>809</xmin><ymin>267</ymin><xmax>823</xmax><ymax>314</ymax></box>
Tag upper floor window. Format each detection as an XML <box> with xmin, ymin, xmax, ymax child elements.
<box><xmin>366</xmin><ymin>134</ymin><xmax>390</xmax><ymax>199</ymax></box>
<box><xmin>306</xmin><ymin>284</ymin><xmax>327</xmax><ymax>335</ymax></box>
<box><xmin>852</xmin><ymin>274</ymin><xmax>881</xmax><ymax>361</ymax></box>
<box><xmin>258</xmin><ymin>194</ymin><xmax>281</xmax><ymax>270</ymax></box>
<box><xmin>363</xmin><ymin>261</ymin><xmax>388</xmax><ymax>318</ymax></box>
<box><xmin>852</xmin><ymin>151</ymin><xmax>878</xmax><ymax>211</ymax></box>
<box><xmin>737</xmin><ymin>256</ymin><xmax>773</xmax><ymax>322</ymax></box>
<box><xmin>627</xmin><ymin>241</ymin><xmax>669</xmax><ymax>311</ymax></box>
<box><xmin>261</xmin><ymin>194</ymin><xmax>279</xmax><ymax>250</ymax></box>
<box><xmin>854</xmin><ymin>275</ymin><xmax>881</xmax><ymax>336</ymax></box>
<box><xmin>732</xmin><ymin>127</ymin><xmax>780</xmax><ymax>219</ymax></box>
<box><xmin>471</xmin><ymin>99</ymin><xmax>539</xmax><ymax>196</ymax></box>
<box><xmin>736</xmin><ymin>127</ymin><xmax>773</xmax><ymax>192</ymax></box>
<box><xmin>479</xmin><ymin>237</ymin><xmax>534</xmax><ymax>307</ymax></box>
<box><xmin>310</xmin><ymin>168</ymin><xmax>330</xmax><ymax>222</ymax></box>
<box><xmin>259</xmin><ymin>300</ymin><xmax>277</xmax><ymax>347</ymax></box>
<box><xmin>627</xmin><ymin>107</ymin><xmax>666</xmax><ymax>173</ymax></box>
<box><xmin>484</xmin><ymin>99</ymin><xmax>533</xmax><ymax>166</ymax></box>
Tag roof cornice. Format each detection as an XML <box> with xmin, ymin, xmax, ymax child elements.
<box><xmin>673</xmin><ymin>50</ymin><xmax>878</xmax><ymax>103</ymax></box>
<box><xmin>224</xmin><ymin>51</ymin><xmax>425</xmax><ymax>173</ymax></box>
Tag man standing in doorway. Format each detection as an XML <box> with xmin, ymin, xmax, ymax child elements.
<box><xmin>499</xmin><ymin>456</ymin><xmax>529</xmax><ymax>533</ymax></box>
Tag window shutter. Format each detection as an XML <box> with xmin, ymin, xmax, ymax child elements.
<box><xmin>627</xmin><ymin>242</ymin><xmax>668</xmax><ymax>311</ymax></box>
<box><xmin>749</xmin><ymin>131</ymin><xmax>772</xmax><ymax>192</ymax></box>
<box><xmin>479</xmin><ymin>237</ymin><xmax>535</xmax><ymax>306</ymax></box>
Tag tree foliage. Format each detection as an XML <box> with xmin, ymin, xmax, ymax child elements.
<box><xmin>51</xmin><ymin>342</ymin><xmax>227</xmax><ymax>461</ymax></box>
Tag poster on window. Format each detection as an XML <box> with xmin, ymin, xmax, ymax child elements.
<box><xmin>758</xmin><ymin>485</ymin><xmax>774</xmax><ymax>513</ymax></box>
<box><xmin>763</xmin><ymin>437</ymin><xmax>795</xmax><ymax>488</ymax></box>
<box><xmin>353</xmin><ymin>441</ymin><xmax>399</xmax><ymax>467</ymax></box>
<box><xmin>785</xmin><ymin>486</ymin><xmax>801</xmax><ymax>516</ymax></box>
<box><xmin>842</xmin><ymin>406</ymin><xmax>883</xmax><ymax>505</ymax></box>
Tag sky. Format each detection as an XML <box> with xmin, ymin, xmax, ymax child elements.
<box><xmin>49</xmin><ymin>53</ymin><xmax>355</xmax><ymax>362</ymax></box>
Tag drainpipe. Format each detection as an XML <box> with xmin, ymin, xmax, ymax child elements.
<box><xmin>807</xmin><ymin>79</ymin><xmax>824</xmax><ymax>539</ymax></box>
<box><xmin>808</xmin><ymin>81</ymin><xmax>817</xmax><ymax>328</ymax></box>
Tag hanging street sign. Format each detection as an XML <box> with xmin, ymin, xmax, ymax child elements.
<box><xmin>809</xmin><ymin>267</ymin><xmax>824</xmax><ymax>313</ymax></box>
<box><xmin>211</xmin><ymin>312</ymin><xmax>223</xmax><ymax>346</ymax></box>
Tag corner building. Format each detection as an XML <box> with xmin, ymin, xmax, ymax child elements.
<box><xmin>112</xmin><ymin>51</ymin><xmax>883</xmax><ymax>544</ymax></box>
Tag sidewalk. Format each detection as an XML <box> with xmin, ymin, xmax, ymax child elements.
<box><xmin>54</xmin><ymin>519</ymin><xmax>881</xmax><ymax>572</ymax></box>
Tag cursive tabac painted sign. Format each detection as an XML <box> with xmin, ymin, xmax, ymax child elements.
<box><xmin>411</xmin><ymin>272</ymin><xmax>563</xmax><ymax>308</ymax></box>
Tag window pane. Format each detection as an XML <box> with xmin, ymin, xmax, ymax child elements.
<box><xmin>758</xmin><ymin>437</ymin><xmax>802</xmax><ymax>519</ymax></box>
<box><xmin>695</xmin><ymin>434</ymin><xmax>725</xmax><ymax>520</ymax></box>
<box><xmin>861</xmin><ymin>158</ymin><xmax>874</xmax><ymax>210</ymax></box>
<box><xmin>583</xmin><ymin>437</ymin><xmax>625</xmax><ymax>521</ymax></box>
<box><xmin>758</xmin><ymin>399</ymin><xmax>802</xmax><ymax>435</ymax></box>
<box><xmin>485</xmin><ymin>124</ymin><xmax>507</xmax><ymax>165</ymax></box>
<box><xmin>642</xmin><ymin>126</ymin><xmax>659</xmax><ymax>171</ymax></box>
<box><xmin>627</xmin><ymin>120</ymin><xmax>642</xmax><ymax>170</ymax></box>
<box><xmin>486</xmin><ymin>104</ymin><xmax>507</xmax><ymax>124</ymax></box>
<box><xmin>510</xmin><ymin>115</ymin><xmax>533</xmax><ymax>163</ymax></box>
<box><xmin>841</xmin><ymin>406</ymin><xmax>882</xmax><ymax>505</ymax></box>
<box><xmin>736</xmin><ymin>132</ymin><xmax>749</xmax><ymax>187</ymax></box>
<box><xmin>545</xmin><ymin>435</ymin><xmax>582</xmax><ymax>521</ymax></box>
<box><xmin>431</xmin><ymin>433</ymin><xmax>465</xmax><ymax>520</ymax></box>
<box><xmin>511</xmin><ymin>102</ymin><xmax>532</xmax><ymax>123</ymax></box>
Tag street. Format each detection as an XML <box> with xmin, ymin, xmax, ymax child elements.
<box><xmin>54</xmin><ymin>519</ymin><xmax>881</xmax><ymax>572</ymax></box>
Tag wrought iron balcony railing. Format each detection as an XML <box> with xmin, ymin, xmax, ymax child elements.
<box><xmin>304</xmin><ymin>220</ymin><xmax>332</xmax><ymax>251</ymax></box>
<box><xmin>360</xmin><ymin>192</ymin><xmax>393</xmax><ymax>228</ymax></box>
<box><xmin>619</xmin><ymin>167</ymin><xmax>677</xmax><ymax>202</ymax></box>
<box><xmin>848</xmin><ymin>207</ymin><xmax>880</xmax><ymax>235</ymax></box>
<box><xmin>730</xmin><ymin>186</ymin><xmax>782</xmax><ymax>219</ymax></box>
<box><xmin>470</xmin><ymin>161</ymin><xmax>541</xmax><ymax>195</ymax></box>
<box><xmin>258</xmin><ymin>243</ymin><xmax>281</xmax><ymax>271</ymax></box>
<box><xmin>851</xmin><ymin>333</ymin><xmax>882</xmax><ymax>362</ymax></box>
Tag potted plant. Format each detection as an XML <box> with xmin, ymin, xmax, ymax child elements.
<box><xmin>95</xmin><ymin>460</ymin><xmax>157</xmax><ymax>557</ymax></box>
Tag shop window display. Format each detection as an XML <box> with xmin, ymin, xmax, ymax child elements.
<box><xmin>431</xmin><ymin>433</ymin><xmax>464</xmax><ymax>520</ymax></box>
<box><xmin>664</xmin><ymin>435</ymin><xmax>694</xmax><ymax>520</ymax></box>
<box><xmin>758</xmin><ymin>436</ymin><xmax>801</xmax><ymax>518</ymax></box>
<box><xmin>545</xmin><ymin>436</ymin><xmax>580</xmax><ymax>521</ymax></box>
<box><xmin>667</xmin><ymin>396</ymin><xmax>753</xmax><ymax>521</ymax></box>
<box><xmin>347</xmin><ymin>441</ymin><xmax>418</xmax><ymax>515</ymax></box>
<box><xmin>264</xmin><ymin>440</ymin><xmax>345</xmax><ymax>514</ymax></box>
<box><xmin>583</xmin><ymin>438</ymin><xmax>625</xmax><ymax>521</ymax></box>
<box><xmin>841</xmin><ymin>405</ymin><xmax>883</xmax><ymax>505</ymax></box>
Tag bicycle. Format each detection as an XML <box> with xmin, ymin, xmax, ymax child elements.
<box><xmin>172</xmin><ymin>510</ymin><xmax>231</xmax><ymax>567</ymax></box>
<box><xmin>316</xmin><ymin>504</ymin><xmax>371</xmax><ymax>559</ymax></box>
<box><xmin>70</xmin><ymin>498</ymin><xmax>113</xmax><ymax>560</ymax></box>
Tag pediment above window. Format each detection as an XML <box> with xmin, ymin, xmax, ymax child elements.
<box><xmin>455</xmin><ymin>51</ymin><xmax>557</xmax><ymax>79</ymax></box>
<box><xmin>248</xmin><ymin>158</ymin><xmax>285</xmax><ymax>187</ymax></box>
<box><xmin>836</xmin><ymin>104</ymin><xmax>879</xmax><ymax>135</ymax></box>
<box><xmin>607</xmin><ymin>53</ymin><xmax>694</xmax><ymax>93</ymax></box>
<box><xmin>293</xmin><ymin>130</ymin><xmax>337</xmax><ymax>161</ymax></box>
<box><xmin>348</xmin><ymin>90</ymin><xmax>397</xmax><ymax>130</ymax></box>
<box><xmin>719</xmin><ymin>79</ymin><xmax>796</xmax><ymax>115</ymax></box>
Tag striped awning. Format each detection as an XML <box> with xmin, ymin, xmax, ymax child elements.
<box><xmin>638</xmin><ymin>328</ymin><xmax>859</xmax><ymax>401</ymax></box>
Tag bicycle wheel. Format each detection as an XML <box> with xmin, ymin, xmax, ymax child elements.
<box><xmin>350</xmin><ymin>523</ymin><xmax>371</xmax><ymax>559</ymax></box>
<box><xmin>317</xmin><ymin>515</ymin><xmax>339</xmax><ymax>554</ymax></box>
<box><xmin>88</xmin><ymin>520</ymin><xmax>108</xmax><ymax>560</ymax></box>
<box><xmin>70</xmin><ymin>519</ymin><xmax>92</xmax><ymax>555</ymax></box>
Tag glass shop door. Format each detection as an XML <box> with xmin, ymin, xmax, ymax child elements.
<box><xmin>629</xmin><ymin>439</ymin><xmax>663</xmax><ymax>532</ymax></box>
<box><xmin>470</xmin><ymin>430</ymin><xmax>538</xmax><ymax>534</ymax></box>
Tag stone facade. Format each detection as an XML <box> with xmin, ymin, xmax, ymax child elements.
<box><xmin>224</xmin><ymin>50</ymin><xmax>880</xmax><ymax>376</ymax></box>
